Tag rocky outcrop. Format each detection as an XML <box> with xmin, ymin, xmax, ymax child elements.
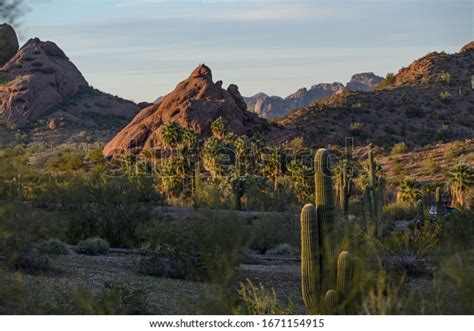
<box><xmin>103</xmin><ymin>64</ymin><xmax>269</xmax><ymax>156</ymax></box>
<box><xmin>0</xmin><ymin>24</ymin><xmax>19</xmax><ymax>66</ymax></box>
<box><xmin>346</xmin><ymin>73</ymin><xmax>383</xmax><ymax>91</ymax></box>
<box><xmin>0</xmin><ymin>38</ymin><xmax>88</xmax><ymax>125</ymax></box>
<box><xmin>286</xmin><ymin>83</ymin><xmax>345</xmax><ymax>108</ymax></box>
<box><xmin>0</xmin><ymin>34</ymin><xmax>139</xmax><ymax>136</ymax></box>
<box><xmin>244</xmin><ymin>93</ymin><xmax>287</xmax><ymax>119</ymax></box>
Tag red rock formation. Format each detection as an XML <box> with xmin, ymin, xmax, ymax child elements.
<box><xmin>0</xmin><ymin>38</ymin><xmax>88</xmax><ymax>126</ymax></box>
<box><xmin>103</xmin><ymin>65</ymin><xmax>269</xmax><ymax>156</ymax></box>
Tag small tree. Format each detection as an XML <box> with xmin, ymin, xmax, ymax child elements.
<box><xmin>397</xmin><ymin>177</ymin><xmax>421</xmax><ymax>205</ymax></box>
<box><xmin>448</xmin><ymin>164</ymin><xmax>473</xmax><ymax>208</ymax></box>
<box><xmin>0</xmin><ymin>0</ymin><xmax>26</xmax><ymax>25</ymax></box>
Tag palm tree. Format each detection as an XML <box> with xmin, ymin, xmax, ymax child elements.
<box><xmin>234</xmin><ymin>136</ymin><xmax>249</xmax><ymax>175</ymax></box>
<box><xmin>448</xmin><ymin>164</ymin><xmax>474</xmax><ymax>208</ymax></box>
<box><xmin>211</xmin><ymin>117</ymin><xmax>226</xmax><ymax>139</ymax></box>
<box><xmin>261</xmin><ymin>148</ymin><xmax>283</xmax><ymax>191</ymax></box>
<box><xmin>161</xmin><ymin>121</ymin><xmax>183</xmax><ymax>150</ymax></box>
<box><xmin>397</xmin><ymin>177</ymin><xmax>421</xmax><ymax>205</ymax></box>
<box><xmin>287</xmin><ymin>159</ymin><xmax>311</xmax><ymax>200</ymax></box>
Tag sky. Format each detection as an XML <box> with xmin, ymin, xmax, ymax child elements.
<box><xmin>17</xmin><ymin>0</ymin><xmax>474</xmax><ymax>102</ymax></box>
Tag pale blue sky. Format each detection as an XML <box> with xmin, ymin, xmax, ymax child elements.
<box><xmin>18</xmin><ymin>0</ymin><xmax>473</xmax><ymax>102</ymax></box>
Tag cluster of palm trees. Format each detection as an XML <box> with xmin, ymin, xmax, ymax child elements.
<box><xmin>133</xmin><ymin>117</ymin><xmax>474</xmax><ymax>213</ymax></box>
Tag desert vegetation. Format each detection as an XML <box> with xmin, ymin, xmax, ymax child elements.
<box><xmin>0</xmin><ymin>115</ymin><xmax>472</xmax><ymax>315</ymax></box>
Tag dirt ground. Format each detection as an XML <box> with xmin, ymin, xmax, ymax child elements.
<box><xmin>2</xmin><ymin>250</ymin><xmax>469</xmax><ymax>315</ymax></box>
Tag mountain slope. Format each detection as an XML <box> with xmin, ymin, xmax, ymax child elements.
<box><xmin>0</xmin><ymin>29</ymin><xmax>139</xmax><ymax>143</ymax></box>
<box><xmin>278</xmin><ymin>43</ymin><xmax>474</xmax><ymax>148</ymax></box>
<box><xmin>103</xmin><ymin>65</ymin><xmax>270</xmax><ymax>156</ymax></box>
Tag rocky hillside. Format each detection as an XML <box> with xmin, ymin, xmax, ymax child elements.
<box><xmin>278</xmin><ymin>42</ymin><xmax>474</xmax><ymax>148</ymax></box>
<box><xmin>246</xmin><ymin>73</ymin><xmax>382</xmax><ymax>119</ymax></box>
<box><xmin>103</xmin><ymin>65</ymin><xmax>270</xmax><ymax>156</ymax></box>
<box><xmin>0</xmin><ymin>25</ymin><xmax>139</xmax><ymax>144</ymax></box>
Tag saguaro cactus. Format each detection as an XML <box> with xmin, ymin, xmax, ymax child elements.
<box><xmin>363</xmin><ymin>149</ymin><xmax>385</xmax><ymax>237</ymax></box>
<box><xmin>314</xmin><ymin>148</ymin><xmax>336</xmax><ymax>290</ymax></box>
<box><xmin>300</xmin><ymin>204</ymin><xmax>320</xmax><ymax>314</ymax></box>
<box><xmin>338</xmin><ymin>162</ymin><xmax>352</xmax><ymax>220</ymax></box>
<box><xmin>301</xmin><ymin>149</ymin><xmax>362</xmax><ymax>315</ymax></box>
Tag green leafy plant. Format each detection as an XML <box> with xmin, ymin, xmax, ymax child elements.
<box><xmin>76</xmin><ymin>238</ymin><xmax>110</xmax><ymax>255</ymax></box>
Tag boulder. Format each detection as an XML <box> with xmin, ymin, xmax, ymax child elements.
<box><xmin>0</xmin><ymin>23</ymin><xmax>19</xmax><ymax>67</ymax></box>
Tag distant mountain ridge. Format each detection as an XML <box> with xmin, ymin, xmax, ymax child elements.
<box><xmin>245</xmin><ymin>72</ymin><xmax>383</xmax><ymax>119</ymax></box>
<box><xmin>278</xmin><ymin>42</ymin><xmax>474</xmax><ymax>148</ymax></box>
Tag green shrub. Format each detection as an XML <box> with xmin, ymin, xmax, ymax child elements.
<box><xmin>138</xmin><ymin>245</ymin><xmax>197</xmax><ymax>280</ymax></box>
<box><xmin>234</xmin><ymin>280</ymin><xmax>294</xmax><ymax>315</ymax></box>
<box><xmin>76</xmin><ymin>238</ymin><xmax>110</xmax><ymax>255</ymax></box>
<box><xmin>11</xmin><ymin>253</ymin><xmax>52</xmax><ymax>275</ymax></box>
<box><xmin>138</xmin><ymin>211</ymin><xmax>245</xmax><ymax>282</ymax></box>
<box><xmin>423</xmin><ymin>157</ymin><xmax>440</xmax><ymax>175</ymax></box>
<box><xmin>390</xmin><ymin>142</ymin><xmax>408</xmax><ymax>155</ymax></box>
<box><xmin>248</xmin><ymin>214</ymin><xmax>299</xmax><ymax>254</ymax></box>
<box><xmin>266</xmin><ymin>243</ymin><xmax>298</xmax><ymax>256</ymax></box>
<box><xmin>440</xmin><ymin>71</ymin><xmax>453</xmax><ymax>85</ymax></box>
<box><xmin>349</xmin><ymin>122</ymin><xmax>364</xmax><ymax>136</ymax></box>
<box><xmin>384</xmin><ymin>202</ymin><xmax>417</xmax><ymax>222</ymax></box>
<box><xmin>376</xmin><ymin>73</ymin><xmax>395</xmax><ymax>89</ymax></box>
<box><xmin>37</xmin><ymin>239</ymin><xmax>69</xmax><ymax>255</ymax></box>
<box><xmin>439</xmin><ymin>91</ymin><xmax>451</xmax><ymax>103</ymax></box>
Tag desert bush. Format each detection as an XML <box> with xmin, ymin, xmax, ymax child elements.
<box><xmin>439</xmin><ymin>210</ymin><xmax>474</xmax><ymax>253</ymax></box>
<box><xmin>234</xmin><ymin>280</ymin><xmax>294</xmax><ymax>315</ymax></box>
<box><xmin>444</xmin><ymin>141</ymin><xmax>463</xmax><ymax>161</ymax></box>
<box><xmin>266</xmin><ymin>243</ymin><xmax>298</xmax><ymax>256</ymax></box>
<box><xmin>76</xmin><ymin>238</ymin><xmax>110</xmax><ymax>255</ymax></box>
<box><xmin>361</xmin><ymin>270</ymin><xmax>412</xmax><ymax>314</ymax></box>
<box><xmin>46</xmin><ymin>151</ymin><xmax>85</xmax><ymax>171</ymax></box>
<box><xmin>376</xmin><ymin>73</ymin><xmax>395</xmax><ymax>89</ymax></box>
<box><xmin>439</xmin><ymin>91</ymin><xmax>452</xmax><ymax>103</ymax></box>
<box><xmin>95</xmin><ymin>282</ymin><xmax>150</xmax><ymax>315</ymax></box>
<box><xmin>440</xmin><ymin>71</ymin><xmax>453</xmax><ymax>85</ymax></box>
<box><xmin>423</xmin><ymin>157</ymin><xmax>440</xmax><ymax>175</ymax></box>
<box><xmin>37</xmin><ymin>239</ymin><xmax>69</xmax><ymax>255</ymax></box>
<box><xmin>383</xmin><ymin>223</ymin><xmax>442</xmax><ymax>258</ymax></box>
<box><xmin>383</xmin><ymin>202</ymin><xmax>417</xmax><ymax>222</ymax></box>
<box><xmin>63</xmin><ymin>175</ymin><xmax>158</xmax><ymax>247</ymax></box>
<box><xmin>349</xmin><ymin>122</ymin><xmax>363</xmax><ymax>136</ymax></box>
<box><xmin>390</xmin><ymin>142</ymin><xmax>408</xmax><ymax>155</ymax></box>
<box><xmin>138</xmin><ymin>211</ymin><xmax>245</xmax><ymax>282</ymax></box>
<box><xmin>248</xmin><ymin>213</ymin><xmax>299</xmax><ymax>254</ymax></box>
<box><xmin>11</xmin><ymin>252</ymin><xmax>52</xmax><ymax>275</ymax></box>
<box><xmin>0</xmin><ymin>203</ymin><xmax>65</xmax><ymax>272</ymax></box>
<box><xmin>441</xmin><ymin>252</ymin><xmax>474</xmax><ymax>312</ymax></box>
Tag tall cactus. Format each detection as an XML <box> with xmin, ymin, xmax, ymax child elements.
<box><xmin>338</xmin><ymin>162</ymin><xmax>352</xmax><ymax>220</ymax></box>
<box><xmin>314</xmin><ymin>149</ymin><xmax>336</xmax><ymax>291</ymax></box>
<box><xmin>364</xmin><ymin>149</ymin><xmax>385</xmax><ymax>238</ymax></box>
<box><xmin>300</xmin><ymin>204</ymin><xmax>320</xmax><ymax>314</ymax></box>
<box><xmin>376</xmin><ymin>176</ymin><xmax>385</xmax><ymax>238</ymax></box>
<box><xmin>301</xmin><ymin>149</ymin><xmax>362</xmax><ymax>315</ymax></box>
